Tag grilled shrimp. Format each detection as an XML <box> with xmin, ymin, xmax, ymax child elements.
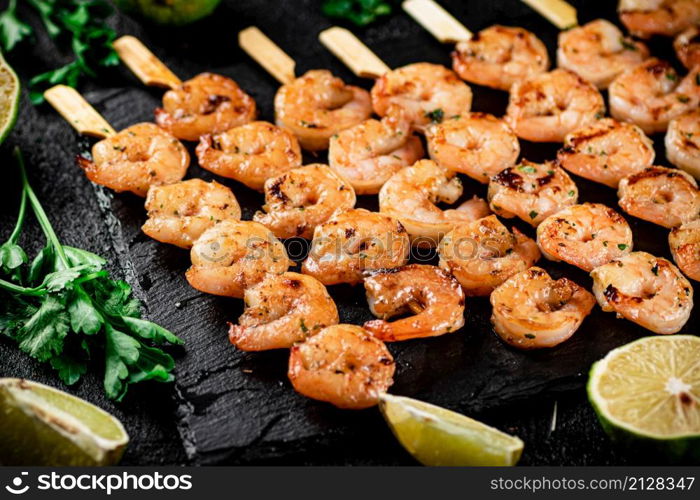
<box><xmin>669</xmin><ymin>220</ymin><xmax>700</xmax><ymax>281</ymax></box>
<box><xmin>76</xmin><ymin>123</ymin><xmax>189</xmax><ymax>197</ymax></box>
<box><xmin>426</xmin><ymin>112</ymin><xmax>520</xmax><ymax>184</ymax></box>
<box><xmin>536</xmin><ymin>203</ymin><xmax>633</xmax><ymax>272</ymax></box>
<box><xmin>155</xmin><ymin>73</ymin><xmax>257</xmax><ymax>142</ymax></box>
<box><xmin>363</xmin><ymin>264</ymin><xmax>465</xmax><ymax>342</ymax></box>
<box><xmin>557</xmin><ymin>118</ymin><xmax>655</xmax><ymax>188</ymax></box>
<box><xmin>328</xmin><ymin>108</ymin><xmax>424</xmax><ymax>195</ymax></box>
<box><xmin>142</xmin><ymin>179</ymin><xmax>241</xmax><ymax>249</ymax></box>
<box><xmin>557</xmin><ymin>19</ymin><xmax>649</xmax><ymax>89</ymax></box>
<box><xmin>379</xmin><ymin>160</ymin><xmax>490</xmax><ymax>246</ymax></box>
<box><xmin>253</xmin><ymin>164</ymin><xmax>356</xmax><ymax>239</ymax></box>
<box><xmin>665</xmin><ymin>109</ymin><xmax>700</xmax><ymax>179</ymax></box>
<box><xmin>302</xmin><ymin>209</ymin><xmax>410</xmax><ymax>285</ymax></box>
<box><xmin>196</xmin><ymin>121</ymin><xmax>302</xmax><ymax>191</ymax></box>
<box><xmin>186</xmin><ymin>220</ymin><xmax>291</xmax><ymax>298</ymax></box>
<box><xmin>228</xmin><ymin>272</ymin><xmax>339</xmax><ymax>351</ymax></box>
<box><xmin>619</xmin><ymin>0</ymin><xmax>700</xmax><ymax>38</ymax></box>
<box><xmin>288</xmin><ymin>324</ymin><xmax>395</xmax><ymax>409</ymax></box>
<box><xmin>275</xmin><ymin>70</ymin><xmax>372</xmax><ymax>151</ymax></box>
<box><xmin>371</xmin><ymin>63</ymin><xmax>472</xmax><ymax>133</ymax></box>
<box><xmin>618</xmin><ymin>166</ymin><xmax>700</xmax><ymax>228</ymax></box>
<box><xmin>609</xmin><ymin>58</ymin><xmax>700</xmax><ymax>135</ymax></box>
<box><xmin>488</xmin><ymin>160</ymin><xmax>579</xmax><ymax>227</ymax></box>
<box><xmin>490</xmin><ymin>267</ymin><xmax>595</xmax><ymax>349</ymax></box>
<box><xmin>451</xmin><ymin>25</ymin><xmax>549</xmax><ymax>91</ymax></box>
<box><xmin>505</xmin><ymin>69</ymin><xmax>605</xmax><ymax>143</ymax></box>
<box><xmin>591</xmin><ymin>251</ymin><xmax>694</xmax><ymax>334</ymax></box>
<box><xmin>438</xmin><ymin>215</ymin><xmax>540</xmax><ymax>296</ymax></box>
<box><xmin>674</xmin><ymin>25</ymin><xmax>700</xmax><ymax>69</ymax></box>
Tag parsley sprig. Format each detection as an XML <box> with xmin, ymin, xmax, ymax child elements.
<box><xmin>0</xmin><ymin>149</ymin><xmax>183</xmax><ymax>400</ymax></box>
<box><xmin>322</xmin><ymin>0</ymin><xmax>397</xmax><ymax>26</ymax></box>
<box><xmin>0</xmin><ymin>0</ymin><xmax>118</xmax><ymax>104</ymax></box>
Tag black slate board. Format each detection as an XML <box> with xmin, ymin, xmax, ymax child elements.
<box><xmin>0</xmin><ymin>0</ymin><xmax>696</xmax><ymax>466</ymax></box>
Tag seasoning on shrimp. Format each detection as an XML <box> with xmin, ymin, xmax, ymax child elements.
<box><xmin>371</xmin><ymin>63</ymin><xmax>472</xmax><ymax>133</ymax></box>
<box><xmin>591</xmin><ymin>252</ymin><xmax>694</xmax><ymax>335</ymax></box>
<box><xmin>669</xmin><ymin>220</ymin><xmax>700</xmax><ymax>281</ymax></box>
<box><xmin>76</xmin><ymin>122</ymin><xmax>189</xmax><ymax>197</ymax></box>
<box><xmin>438</xmin><ymin>215</ymin><xmax>540</xmax><ymax>296</ymax></box>
<box><xmin>155</xmin><ymin>73</ymin><xmax>257</xmax><ymax>142</ymax></box>
<box><xmin>537</xmin><ymin>203</ymin><xmax>633</xmax><ymax>272</ymax></box>
<box><xmin>608</xmin><ymin>58</ymin><xmax>700</xmax><ymax>135</ymax></box>
<box><xmin>674</xmin><ymin>25</ymin><xmax>700</xmax><ymax>69</ymax></box>
<box><xmin>196</xmin><ymin>121</ymin><xmax>302</xmax><ymax>191</ymax></box>
<box><xmin>617</xmin><ymin>166</ymin><xmax>700</xmax><ymax>229</ymax></box>
<box><xmin>557</xmin><ymin>118</ymin><xmax>655</xmax><ymax>188</ymax></box>
<box><xmin>488</xmin><ymin>160</ymin><xmax>579</xmax><ymax>227</ymax></box>
<box><xmin>557</xmin><ymin>19</ymin><xmax>649</xmax><ymax>89</ymax></box>
<box><xmin>186</xmin><ymin>220</ymin><xmax>290</xmax><ymax>298</ymax></box>
<box><xmin>665</xmin><ymin>109</ymin><xmax>700</xmax><ymax>180</ymax></box>
<box><xmin>490</xmin><ymin>267</ymin><xmax>595</xmax><ymax>349</ymax></box>
<box><xmin>452</xmin><ymin>25</ymin><xmax>549</xmax><ymax>91</ymax></box>
<box><xmin>618</xmin><ymin>0</ymin><xmax>700</xmax><ymax>38</ymax></box>
<box><xmin>142</xmin><ymin>179</ymin><xmax>241</xmax><ymax>249</ymax></box>
<box><xmin>275</xmin><ymin>70</ymin><xmax>372</xmax><ymax>151</ymax></box>
<box><xmin>229</xmin><ymin>272</ymin><xmax>339</xmax><ymax>351</ymax></box>
<box><xmin>505</xmin><ymin>68</ymin><xmax>605</xmax><ymax>143</ymax></box>
<box><xmin>253</xmin><ymin>164</ymin><xmax>356</xmax><ymax>239</ymax></box>
<box><xmin>328</xmin><ymin>107</ymin><xmax>423</xmax><ymax>195</ymax></box>
<box><xmin>363</xmin><ymin>264</ymin><xmax>465</xmax><ymax>342</ymax></box>
<box><xmin>288</xmin><ymin>324</ymin><xmax>395</xmax><ymax>409</ymax></box>
<box><xmin>302</xmin><ymin>209</ymin><xmax>410</xmax><ymax>285</ymax></box>
<box><xmin>379</xmin><ymin>160</ymin><xmax>490</xmax><ymax>246</ymax></box>
<box><xmin>426</xmin><ymin>112</ymin><xmax>520</xmax><ymax>184</ymax></box>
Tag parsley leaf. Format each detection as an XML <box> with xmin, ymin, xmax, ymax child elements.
<box><xmin>0</xmin><ymin>0</ymin><xmax>32</xmax><ymax>52</ymax></box>
<box><xmin>322</xmin><ymin>0</ymin><xmax>396</xmax><ymax>26</ymax></box>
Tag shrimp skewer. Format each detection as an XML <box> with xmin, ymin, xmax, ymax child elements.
<box><xmin>674</xmin><ymin>26</ymin><xmax>700</xmax><ymax>69</ymax></box>
<box><xmin>618</xmin><ymin>0</ymin><xmax>700</xmax><ymax>38</ymax></box>
<box><xmin>45</xmin><ymin>86</ymin><xmax>189</xmax><ymax>198</ymax></box>
<box><xmin>491</xmin><ymin>267</ymin><xmax>595</xmax><ymax>349</ymax></box>
<box><xmin>665</xmin><ymin>110</ymin><xmax>700</xmax><ymax>180</ymax></box>
<box><xmin>591</xmin><ymin>252</ymin><xmax>694</xmax><ymax>334</ymax></box>
<box><xmin>240</xmin><ymin>27</ymin><xmax>371</xmax><ymax>151</ymax></box>
<box><xmin>669</xmin><ymin>220</ymin><xmax>700</xmax><ymax>281</ymax></box>
<box><xmin>319</xmin><ymin>27</ymin><xmax>472</xmax><ymax>133</ymax></box>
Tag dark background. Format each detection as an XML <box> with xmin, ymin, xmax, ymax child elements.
<box><xmin>0</xmin><ymin>0</ymin><xmax>696</xmax><ymax>465</ymax></box>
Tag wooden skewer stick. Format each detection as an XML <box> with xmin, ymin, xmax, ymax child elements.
<box><xmin>319</xmin><ymin>27</ymin><xmax>390</xmax><ymax>79</ymax></box>
<box><xmin>402</xmin><ymin>0</ymin><xmax>472</xmax><ymax>43</ymax></box>
<box><xmin>114</xmin><ymin>36</ymin><xmax>182</xmax><ymax>90</ymax></box>
<box><xmin>238</xmin><ymin>26</ymin><xmax>296</xmax><ymax>85</ymax></box>
<box><xmin>44</xmin><ymin>85</ymin><xmax>116</xmax><ymax>139</ymax></box>
<box><xmin>520</xmin><ymin>0</ymin><xmax>578</xmax><ymax>30</ymax></box>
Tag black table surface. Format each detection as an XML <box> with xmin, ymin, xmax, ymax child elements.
<box><xmin>0</xmin><ymin>0</ymin><xmax>694</xmax><ymax>466</ymax></box>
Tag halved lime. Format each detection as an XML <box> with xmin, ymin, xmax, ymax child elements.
<box><xmin>379</xmin><ymin>393</ymin><xmax>524</xmax><ymax>466</ymax></box>
<box><xmin>588</xmin><ymin>335</ymin><xmax>700</xmax><ymax>463</ymax></box>
<box><xmin>115</xmin><ymin>0</ymin><xmax>222</xmax><ymax>26</ymax></box>
<box><xmin>0</xmin><ymin>49</ymin><xmax>19</xmax><ymax>145</ymax></box>
<box><xmin>0</xmin><ymin>378</ymin><xmax>129</xmax><ymax>466</ymax></box>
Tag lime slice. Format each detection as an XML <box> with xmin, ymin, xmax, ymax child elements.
<box><xmin>114</xmin><ymin>0</ymin><xmax>222</xmax><ymax>26</ymax></box>
<box><xmin>379</xmin><ymin>393</ymin><xmax>524</xmax><ymax>466</ymax></box>
<box><xmin>588</xmin><ymin>335</ymin><xmax>700</xmax><ymax>463</ymax></box>
<box><xmin>0</xmin><ymin>378</ymin><xmax>129</xmax><ymax>466</ymax></box>
<box><xmin>0</xmin><ymin>49</ymin><xmax>19</xmax><ymax>145</ymax></box>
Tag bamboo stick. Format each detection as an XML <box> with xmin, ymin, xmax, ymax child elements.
<box><xmin>521</xmin><ymin>0</ymin><xmax>578</xmax><ymax>29</ymax></box>
<box><xmin>238</xmin><ymin>27</ymin><xmax>296</xmax><ymax>85</ymax></box>
<box><xmin>319</xmin><ymin>27</ymin><xmax>390</xmax><ymax>79</ymax></box>
<box><xmin>402</xmin><ymin>0</ymin><xmax>472</xmax><ymax>43</ymax></box>
<box><xmin>113</xmin><ymin>36</ymin><xmax>182</xmax><ymax>90</ymax></box>
<box><xmin>44</xmin><ymin>85</ymin><xmax>116</xmax><ymax>139</ymax></box>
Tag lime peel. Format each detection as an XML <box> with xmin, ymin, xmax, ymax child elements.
<box><xmin>0</xmin><ymin>49</ymin><xmax>19</xmax><ymax>145</ymax></box>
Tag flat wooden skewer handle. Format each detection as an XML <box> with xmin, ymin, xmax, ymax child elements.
<box><xmin>402</xmin><ymin>0</ymin><xmax>472</xmax><ymax>43</ymax></box>
<box><xmin>521</xmin><ymin>0</ymin><xmax>578</xmax><ymax>29</ymax></box>
<box><xmin>238</xmin><ymin>26</ymin><xmax>296</xmax><ymax>85</ymax></box>
<box><xmin>319</xmin><ymin>27</ymin><xmax>390</xmax><ymax>79</ymax></box>
<box><xmin>114</xmin><ymin>35</ymin><xmax>182</xmax><ymax>90</ymax></box>
<box><xmin>44</xmin><ymin>85</ymin><xmax>116</xmax><ymax>139</ymax></box>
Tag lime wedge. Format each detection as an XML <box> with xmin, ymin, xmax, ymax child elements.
<box><xmin>379</xmin><ymin>393</ymin><xmax>524</xmax><ymax>466</ymax></box>
<box><xmin>588</xmin><ymin>335</ymin><xmax>700</xmax><ymax>463</ymax></box>
<box><xmin>0</xmin><ymin>49</ymin><xmax>19</xmax><ymax>145</ymax></box>
<box><xmin>0</xmin><ymin>378</ymin><xmax>129</xmax><ymax>466</ymax></box>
